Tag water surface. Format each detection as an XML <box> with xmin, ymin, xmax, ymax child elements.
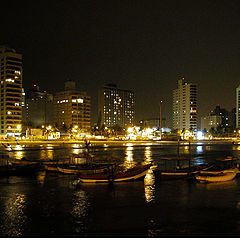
<box><xmin>1</xmin><ymin>141</ymin><xmax>240</xmax><ymax>237</ymax></box>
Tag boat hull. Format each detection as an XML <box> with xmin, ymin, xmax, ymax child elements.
<box><xmin>78</xmin><ymin>164</ymin><xmax>152</xmax><ymax>183</ymax></box>
<box><xmin>153</xmin><ymin>164</ymin><xmax>210</xmax><ymax>181</ymax></box>
<box><xmin>196</xmin><ymin>172</ymin><xmax>237</xmax><ymax>183</ymax></box>
<box><xmin>196</xmin><ymin>168</ymin><xmax>238</xmax><ymax>183</ymax></box>
<box><xmin>57</xmin><ymin>164</ymin><xmax>111</xmax><ymax>175</ymax></box>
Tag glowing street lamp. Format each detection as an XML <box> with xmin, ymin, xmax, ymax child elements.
<box><xmin>127</xmin><ymin>127</ymin><xmax>134</xmax><ymax>133</ymax></box>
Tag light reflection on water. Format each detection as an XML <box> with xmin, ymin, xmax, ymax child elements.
<box><xmin>1</xmin><ymin>193</ymin><xmax>27</xmax><ymax>237</ymax></box>
<box><xmin>144</xmin><ymin>170</ymin><xmax>155</xmax><ymax>203</ymax></box>
<box><xmin>144</xmin><ymin>146</ymin><xmax>152</xmax><ymax>165</ymax></box>
<box><xmin>197</xmin><ymin>146</ymin><xmax>203</xmax><ymax>153</ymax></box>
<box><xmin>15</xmin><ymin>151</ymin><xmax>24</xmax><ymax>160</ymax></box>
<box><xmin>1</xmin><ymin>142</ymin><xmax>240</xmax><ymax>237</ymax></box>
<box><xmin>123</xmin><ymin>146</ymin><xmax>136</xmax><ymax>169</ymax></box>
<box><xmin>72</xmin><ymin>148</ymin><xmax>84</xmax><ymax>155</ymax></box>
<box><xmin>71</xmin><ymin>190</ymin><xmax>90</xmax><ymax>234</ymax></box>
<box><xmin>40</xmin><ymin>150</ymin><xmax>54</xmax><ymax>160</ymax></box>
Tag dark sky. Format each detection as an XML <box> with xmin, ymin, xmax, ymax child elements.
<box><xmin>1</xmin><ymin>0</ymin><xmax>240</xmax><ymax>127</ymax></box>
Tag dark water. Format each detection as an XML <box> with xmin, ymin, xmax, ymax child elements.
<box><xmin>1</xmin><ymin>142</ymin><xmax>240</xmax><ymax>237</ymax></box>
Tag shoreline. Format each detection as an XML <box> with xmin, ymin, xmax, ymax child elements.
<box><xmin>0</xmin><ymin>139</ymin><xmax>236</xmax><ymax>145</ymax></box>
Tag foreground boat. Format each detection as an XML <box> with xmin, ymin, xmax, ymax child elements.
<box><xmin>77</xmin><ymin>164</ymin><xmax>152</xmax><ymax>183</ymax></box>
<box><xmin>196</xmin><ymin>168</ymin><xmax>238</xmax><ymax>183</ymax></box>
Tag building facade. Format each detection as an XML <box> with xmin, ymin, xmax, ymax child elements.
<box><xmin>210</xmin><ymin>105</ymin><xmax>229</xmax><ymax>128</ymax></box>
<box><xmin>236</xmin><ymin>85</ymin><xmax>240</xmax><ymax>129</ymax></box>
<box><xmin>23</xmin><ymin>85</ymin><xmax>53</xmax><ymax>128</ymax></box>
<box><xmin>173</xmin><ymin>78</ymin><xmax>197</xmax><ymax>131</ymax></box>
<box><xmin>98</xmin><ymin>84</ymin><xmax>135</xmax><ymax>127</ymax></box>
<box><xmin>54</xmin><ymin>80</ymin><xmax>91</xmax><ymax>131</ymax></box>
<box><xmin>0</xmin><ymin>46</ymin><xmax>23</xmax><ymax>136</ymax></box>
<box><xmin>201</xmin><ymin>115</ymin><xmax>222</xmax><ymax>131</ymax></box>
<box><xmin>139</xmin><ymin>118</ymin><xmax>166</xmax><ymax>129</ymax></box>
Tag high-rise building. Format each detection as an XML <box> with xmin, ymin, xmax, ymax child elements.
<box><xmin>173</xmin><ymin>78</ymin><xmax>197</xmax><ymax>131</ymax></box>
<box><xmin>139</xmin><ymin>118</ymin><xmax>167</xmax><ymax>129</ymax></box>
<box><xmin>229</xmin><ymin>108</ymin><xmax>236</xmax><ymax>129</ymax></box>
<box><xmin>0</xmin><ymin>46</ymin><xmax>23</xmax><ymax>136</ymax></box>
<box><xmin>98</xmin><ymin>84</ymin><xmax>135</xmax><ymax>127</ymax></box>
<box><xmin>54</xmin><ymin>80</ymin><xmax>91</xmax><ymax>130</ymax></box>
<box><xmin>210</xmin><ymin>105</ymin><xmax>229</xmax><ymax>128</ymax></box>
<box><xmin>236</xmin><ymin>85</ymin><xmax>240</xmax><ymax>129</ymax></box>
<box><xmin>201</xmin><ymin>115</ymin><xmax>222</xmax><ymax>131</ymax></box>
<box><xmin>23</xmin><ymin>84</ymin><xmax>53</xmax><ymax>128</ymax></box>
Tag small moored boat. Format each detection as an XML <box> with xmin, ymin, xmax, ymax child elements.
<box><xmin>153</xmin><ymin>164</ymin><xmax>211</xmax><ymax>180</ymax></box>
<box><xmin>77</xmin><ymin>164</ymin><xmax>152</xmax><ymax>183</ymax></box>
<box><xmin>57</xmin><ymin>164</ymin><xmax>112</xmax><ymax>175</ymax></box>
<box><xmin>196</xmin><ymin>168</ymin><xmax>238</xmax><ymax>183</ymax></box>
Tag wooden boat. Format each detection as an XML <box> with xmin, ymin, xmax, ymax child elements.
<box><xmin>200</xmin><ymin>167</ymin><xmax>238</xmax><ymax>175</ymax></box>
<box><xmin>199</xmin><ymin>157</ymin><xmax>239</xmax><ymax>175</ymax></box>
<box><xmin>153</xmin><ymin>164</ymin><xmax>211</xmax><ymax>180</ymax></box>
<box><xmin>196</xmin><ymin>168</ymin><xmax>238</xmax><ymax>183</ymax></box>
<box><xmin>77</xmin><ymin>164</ymin><xmax>152</xmax><ymax>183</ymax></box>
<box><xmin>57</xmin><ymin>163</ymin><xmax>112</xmax><ymax>175</ymax></box>
<box><xmin>45</xmin><ymin>153</ymin><xmax>121</xmax><ymax>174</ymax></box>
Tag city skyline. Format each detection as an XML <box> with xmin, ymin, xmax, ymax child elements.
<box><xmin>1</xmin><ymin>1</ymin><xmax>240</xmax><ymax>126</ymax></box>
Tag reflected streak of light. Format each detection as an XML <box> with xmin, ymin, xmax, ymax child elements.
<box><xmin>15</xmin><ymin>151</ymin><xmax>23</xmax><ymax>160</ymax></box>
<box><xmin>71</xmin><ymin>190</ymin><xmax>90</xmax><ymax>233</ymax></box>
<box><xmin>15</xmin><ymin>145</ymin><xmax>22</xmax><ymax>151</ymax></box>
<box><xmin>146</xmin><ymin>142</ymin><xmax>152</xmax><ymax>146</ymax></box>
<box><xmin>1</xmin><ymin>193</ymin><xmax>27</xmax><ymax>237</ymax></box>
<box><xmin>37</xmin><ymin>171</ymin><xmax>46</xmax><ymax>185</ymax></box>
<box><xmin>144</xmin><ymin>171</ymin><xmax>155</xmax><ymax>203</ymax></box>
<box><xmin>123</xmin><ymin>146</ymin><xmax>136</xmax><ymax>169</ymax></box>
<box><xmin>126</xmin><ymin>143</ymin><xmax>133</xmax><ymax>147</ymax></box>
<box><xmin>144</xmin><ymin>146</ymin><xmax>152</xmax><ymax>165</ymax></box>
<box><xmin>73</xmin><ymin>148</ymin><xmax>81</xmax><ymax>155</ymax></box>
<box><xmin>103</xmin><ymin>144</ymin><xmax>109</xmax><ymax>151</ymax></box>
<box><xmin>40</xmin><ymin>150</ymin><xmax>54</xmax><ymax>160</ymax></box>
<box><xmin>197</xmin><ymin>146</ymin><xmax>203</xmax><ymax>153</ymax></box>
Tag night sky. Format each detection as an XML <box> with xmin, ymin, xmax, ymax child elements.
<box><xmin>1</xmin><ymin>0</ymin><xmax>240</xmax><ymax>127</ymax></box>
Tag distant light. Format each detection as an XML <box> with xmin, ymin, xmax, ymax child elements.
<box><xmin>197</xmin><ymin>131</ymin><xmax>204</xmax><ymax>140</ymax></box>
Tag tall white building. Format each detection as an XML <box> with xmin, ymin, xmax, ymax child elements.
<box><xmin>0</xmin><ymin>46</ymin><xmax>23</xmax><ymax>136</ymax></box>
<box><xmin>236</xmin><ymin>85</ymin><xmax>240</xmax><ymax>128</ymax></box>
<box><xmin>173</xmin><ymin>78</ymin><xmax>197</xmax><ymax>131</ymax></box>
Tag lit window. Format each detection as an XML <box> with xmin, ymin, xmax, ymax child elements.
<box><xmin>6</xmin><ymin>79</ymin><xmax>14</xmax><ymax>83</ymax></box>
